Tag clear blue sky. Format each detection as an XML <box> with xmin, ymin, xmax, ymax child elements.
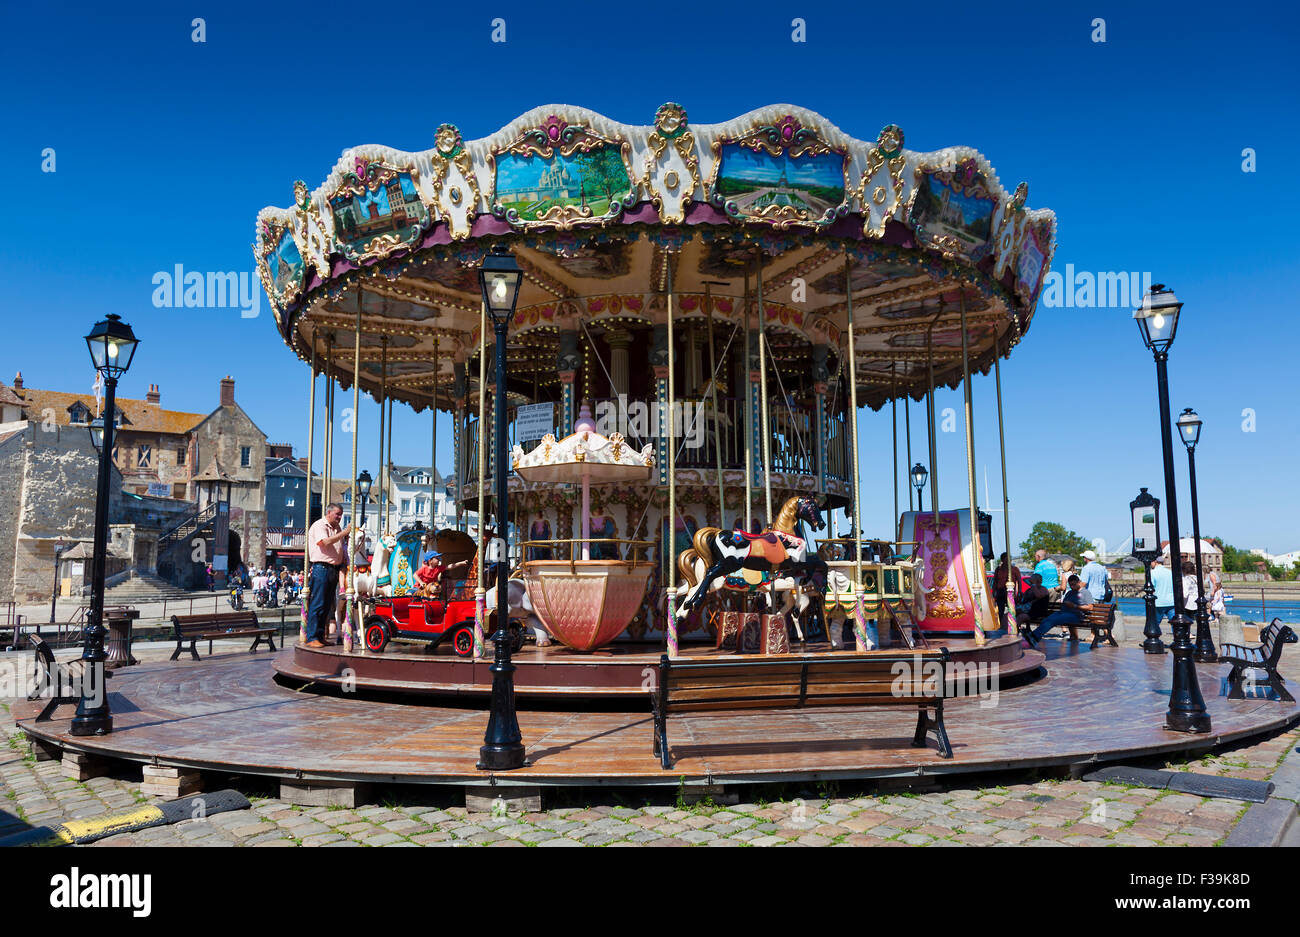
<box><xmin>2</xmin><ymin>0</ymin><xmax>1297</xmax><ymax>555</ymax></box>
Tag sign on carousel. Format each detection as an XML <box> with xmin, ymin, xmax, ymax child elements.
<box><xmin>515</xmin><ymin>402</ymin><xmax>553</xmax><ymax>441</ymax></box>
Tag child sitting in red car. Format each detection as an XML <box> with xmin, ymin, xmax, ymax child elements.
<box><xmin>416</xmin><ymin>551</ymin><xmax>470</xmax><ymax>600</ymax></box>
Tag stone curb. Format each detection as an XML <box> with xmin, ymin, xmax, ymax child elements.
<box><xmin>1223</xmin><ymin>743</ymin><xmax>1300</xmax><ymax>847</ymax></box>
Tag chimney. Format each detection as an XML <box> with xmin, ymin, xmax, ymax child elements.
<box><xmin>220</xmin><ymin>376</ymin><xmax>235</xmax><ymax>407</ymax></box>
<box><xmin>296</xmin><ymin>457</ymin><xmax>309</xmax><ymax>473</ymax></box>
<box><xmin>12</xmin><ymin>371</ymin><xmax>22</xmax><ymax>391</ymax></box>
<box><xmin>146</xmin><ymin>383</ymin><xmax>160</xmax><ymax>404</ymax></box>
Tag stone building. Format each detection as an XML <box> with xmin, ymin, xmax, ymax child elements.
<box><xmin>187</xmin><ymin>377</ymin><xmax>268</xmax><ymax>570</ymax></box>
<box><xmin>5</xmin><ymin>372</ymin><xmax>203</xmax><ymax>500</ymax></box>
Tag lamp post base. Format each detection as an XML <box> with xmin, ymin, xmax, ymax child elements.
<box><xmin>1165</xmin><ymin>710</ymin><xmax>1212</xmax><ymax>734</ymax></box>
<box><xmin>477</xmin><ymin>628</ymin><xmax>526</xmax><ymax>771</ymax></box>
<box><xmin>1142</xmin><ymin>637</ymin><xmax>1167</xmax><ymax>655</ymax></box>
<box><xmin>69</xmin><ymin>713</ymin><xmax>113</xmax><ymax>737</ymax></box>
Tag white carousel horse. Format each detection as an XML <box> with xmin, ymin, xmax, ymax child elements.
<box><xmin>675</xmin><ymin>495</ymin><xmax>827</xmax><ymax>622</ymax></box>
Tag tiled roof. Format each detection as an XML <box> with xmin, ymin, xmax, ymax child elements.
<box><xmin>12</xmin><ymin>386</ymin><xmax>204</xmax><ymax>437</ymax></box>
<box><xmin>0</xmin><ymin>382</ymin><xmax>24</xmax><ymax>408</ymax></box>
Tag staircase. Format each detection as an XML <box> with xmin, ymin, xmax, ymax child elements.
<box><xmin>102</xmin><ymin>572</ymin><xmax>207</xmax><ymax>605</ymax></box>
<box><xmin>156</xmin><ymin>503</ymin><xmax>219</xmax><ymax>589</ymax></box>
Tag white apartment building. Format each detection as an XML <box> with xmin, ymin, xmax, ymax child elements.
<box><xmin>384</xmin><ymin>464</ymin><xmax>456</xmax><ymax>533</ymax></box>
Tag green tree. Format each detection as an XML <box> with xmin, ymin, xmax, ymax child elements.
<box><xmin>1019</xmin><ymin>521</ymin><xmax>1093</xmax><ymax>560</ymax></box>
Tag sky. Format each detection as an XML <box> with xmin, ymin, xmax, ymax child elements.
<box><xmin>1</xmin><ymin>0</ymin><xmax>1298</xmax><ymax>556</ymax></box>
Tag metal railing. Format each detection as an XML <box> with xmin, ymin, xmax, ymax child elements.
<box><xmin>520</xmin><ymin>538</ymin><xmax>656</xmax><ymax>572</ymax></box>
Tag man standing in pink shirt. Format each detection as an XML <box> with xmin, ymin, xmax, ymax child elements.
<box><xmin>305</xmin><ymin>503</ymin><xmax>349</xmax><ymax>647</ymax></box>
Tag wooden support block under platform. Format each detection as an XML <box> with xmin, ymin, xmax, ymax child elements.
<box><xmin>464</xmin><ymin>786</ymin><xmax>542</xmax><ymax>813</ymax></box>
<box><xmin>279</xmin><ymin>779</ymin><xmax>373</xmax><ymax>808</ymax></box>
<box><xmin>62</xmin><ymin>751</ymin><xmax>110</xmax><ymax>782</ymax></box>
<box><xmin>141</xmin><ymin>765</ymin><xmax>203</xmax><ymax>799</ymax></box>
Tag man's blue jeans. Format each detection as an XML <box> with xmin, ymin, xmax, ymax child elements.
<box><xmin>306</xmin><ymin>564</ymin><xmax>339</xmax><ymax>643</ymax></box>
<box><xmin>1032</xmin><ymin>610</ymin><xmax>1082</xmax><ymax>641</ymax></box>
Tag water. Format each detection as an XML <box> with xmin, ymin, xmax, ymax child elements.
<box><xmin>1115</xmin><ymin>597</ymin><xmax>1300</xmax><ymax>625</ymax></box>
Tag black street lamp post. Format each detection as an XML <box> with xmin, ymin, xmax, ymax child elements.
<box><xmin>72</xmin><ymin>314</ymin><xmax>138</xmax><ymax>737</ymax></box>
<box><xmin>1134</xmin><ymin>286</ymin><xmax>1209</xmax><ymax>733</ymax></box>
<box><xmin>356</xmin><ymin>470</ymin><xmax>372</xmax><ymax>530</ymax></box>
<box><xmin>1177</xmin><ymin>408</ymin><xmax>1217</xmax><ymax>663</ymax></box>
<box><xmin>911</xmin><ymin>463</ymin><xmax>928</xmax><ymax>513</ymax></box>
<box><xmin>1130</xmin><ymin>487</ymin><xmax>1165</xmax><ymax>655</ymax></box>
<box><xmin>477</xmin><ymin>245</ymin><xmax>526</xmax><ymax>771</ymax></box>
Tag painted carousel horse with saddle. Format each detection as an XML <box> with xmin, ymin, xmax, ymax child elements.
<box><xmin>675</xmin><ymin>495</ymin><xmax>827</xmax><ymax>628</ymax></box>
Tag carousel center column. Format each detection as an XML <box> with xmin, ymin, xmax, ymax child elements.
<box><xmin>607</xmin><ymin>329</ymin><xmax>631</xmax><ymax>398</ymax></box>
<box><xmin>557</xmin><ymin>328</ymin><xmax>579</xmax><ymax>438</ymax></box>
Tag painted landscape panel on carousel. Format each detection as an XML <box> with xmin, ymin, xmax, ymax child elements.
<box><xmin>1016</xmin><ymin>224</ymin><xmax>1048</xmax><ymax>302</ymax></box>
<box><xmin>268</xmin><ymin>229</ymin><xmax>305</xmax><ymax>295</ymax></box>
<box><xmin>911</xmin><ymin>173</ymin><xmax>996</xmax><ymax>253</ymax></box>
<box><xmin>716</xmin><ymin>145</ymin><xmax>844</xmax><ymax>220</ymax></box>
<box><xmin>329</xmin><ymin>172</ymin><xmax>429</xmax><ymax>257</ymax></box>
<box><xmin>494</xmin><ymin>148</ymin><xmax>632</xmax><ymax>222</ymax></box>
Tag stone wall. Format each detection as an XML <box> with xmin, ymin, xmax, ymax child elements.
<box><xmin>4</xmin><ymin>423</ymin><xmax>125</xmax><ymax>602</ymax></box>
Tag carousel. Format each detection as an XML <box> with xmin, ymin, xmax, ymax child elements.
<box><xmin>21</xmin><ymin>104</ymin><xmax>1297</xmax><ymax>796</ymax></box>
<box><xmin>256</xmin><ymin>102</ymin><xmax>1058</xmax><ymax>696</ymax></box>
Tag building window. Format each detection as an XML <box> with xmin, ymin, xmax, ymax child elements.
<box><xmin>286</xmin><ymin>497</ymin><xmax>294</xmax><ymax>507</ymax></box>
<box><xmin>176</xmin><ymin>448</ymin><xmax>186</xmax><ymax>466</ymax></box>
<box><xmin>281</xmin><ymin>533</ymin><xmax>294</xmax><ymax>546</ymax></box>
<box><xmin>240</xmin><ymin>446</ymin><xmax>251</xmax><ymax>467</ymax></box>
<box><xmin>280</xmin><ymin>478</ymin><xmax>286</xmax><ymax>487</ymax></box>
<box><xmin>401</xmin><ymin>499</ymin><xmax>411</xmax><ymax>514</ymax></box>
<box><xmin>343</xmin><ymin>491</ymin><xmax>351</xmax><ymax>503</ymax></box>
<box><xmin>284</xmin><ymin>516</ymin><xmax>292</xmax><ymax>527</ymax></box>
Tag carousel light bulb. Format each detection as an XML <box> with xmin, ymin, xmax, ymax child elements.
<box><xmin>1152</xmin><ymin>313</ymin><xmax>1165</xmax><ymax>330</ymax></box>
<box><xmin>108</xmin><ymin>342</ymin><xmax>119</xmax><ymax>358</ymax></box>
<box><xmin>493</xmin><ymin>276</ymin><xmax>508</xmax><ymax>301</ymax></box>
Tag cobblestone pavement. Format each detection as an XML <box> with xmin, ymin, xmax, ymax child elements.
<box><xmin>1</xmin><ymin>626</ymin><xmax>1296</xmax><ymax>847</ymax></box>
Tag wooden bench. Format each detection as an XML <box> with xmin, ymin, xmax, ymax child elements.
<box><xmin>170</xmin><ymin>611</ymin><xmax>276</xmax><ymax>661</ymax></box>
<box><xmin>650</xmin><ymin>650</ymin><xmax>953</xmax><ymax>769</ymax></box>
<box><xmin>1026</xmin><ymin>601</ymin><xmax>1117</xmax><ymax>648</ymax></box>
<box><xmin>27</xmin><ymin>634</ymin><xmax>112</xmax><ymax>722</ymax></box>
<box><xmin>1220</xmin><ymin>619</ymin><xmax>1297</xmax><ymax>702</ymax></box>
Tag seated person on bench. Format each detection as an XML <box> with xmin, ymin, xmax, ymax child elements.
<box><xmin>1031</xmin><ymin>574</ymin><xmax>1093</xmax><ymax>641</ymax></box>
<box><xmin>1016</xmin><ymin>573</ymin><xmax>1050</xmax><ymax>629</ymax></box>
<box><xmin>416</xmin><ymin>552</ymin><xmax>471</xmax><ymax>600</ymax></box>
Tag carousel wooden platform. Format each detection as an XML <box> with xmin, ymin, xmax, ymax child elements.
<box><xmin>273</xmin><ymin>633</ymin><xmax>1042</xmax><ymax>699</ymax></box>
<box><xmin>15</xmin><ymin>642</ymin><xmax>1298</xmax><ymax>788</ymax></box>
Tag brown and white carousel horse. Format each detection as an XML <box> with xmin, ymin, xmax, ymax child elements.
<box><xmin>674</xmin><ymin>495</ymin><xmax>827</xmax><ymax>623</ymax></box>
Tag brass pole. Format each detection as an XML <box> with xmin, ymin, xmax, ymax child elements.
<box><xmin>743</xmin><ymin>272</ymin><xmax>753</xmax><ymax>532</ymax></box>
<box><xmin>704</xmin><ymin>281</ymin><xmax>725</xmax><ymax>526</ymax></box>
<box><xmin>891</xmin><ymin>364</ymin><xmax>899</xmax><ymax>541</ymax></box>
<box><xmin>378</xmin><ymin>336</ymin><xmax>387</xmax><ymax>536</ymax></box>
<box><xmin>994</xmin><ymin>329</ymin><xmax>1016</xmax><ymax>634</ymax></box>
<box><xmin>756</xmin><ymin>252</ymin><xmax>772</xmax><ymax>523</ymax></box>
<box><xmin>432</xmin><ymin>338</ymin><xmax>439</xmax><ymax>534</ymax></box>
<box><xmin>299</xmin><ymin>326</ymin><xmax>318</xmax><ymax>645</ymax></box>
<box><xmin>386</xmin><ymin>397</ymin><xmax>394</xmax><ymax>535</ymax></box>
<box><xmin>666</xmin><ymin>261</ymin><xmax>678</xmax><ymax>658</ymax></box>
<box><xmin>346</xmin><ymin>310</ymin><xmax>362</xmax><ymax>652</ymax></box>
<box><xmin>959</xmin><ymin>291</ymin><xmax>986</xmax><ymax>645</ymax></box>
<box><xmin>926</xmin><ymin>321</ymin><xmax>938</xmax><ymax>527</ymax></box>
<box><xmin>845</xmin><ymin>256</ymin><xmax>868</xmax><ymax>650</ymax></box>
<box><xmin>474</xmin><ymin>301</ymin><xmax>488</xmax><ymax>658</ymax></box>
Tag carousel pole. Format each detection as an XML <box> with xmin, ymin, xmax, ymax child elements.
<box><xmin>704</xmin><ymin>281</ymin><xmax>726</xmax><ymax>525</ymax></box>
<box><xmin>432</xmin><ymin>337</ymin><xmax>439</xmax><ymax>533</ymax></box>
<box><xmin>323</xmin><ymin>335</ymin><xmax>333</xmax><ymax>516</ymax></box>
<box><xmin>756</xmin><ymin>252</ymin><xmax>773</xmax><ymax>523</ymax></box>
<box><xmin>905</xmin><ymin>391</ymin><xmax>914</xmax><ymax>512</ymax></box>
<box><xmin>378</xmin><ymin>337</ymin><xmax>387</xmax><ymax>538</ymax></box>
<box><xmin>344</xmin><ymin>314</ymin><xmax>362</xmax><ymax>653</ymax></box>
<box><xmin>994</xmin><ymin>329</ymin><xmax>1017</xmax><ymax>634</ymax></box>
<box><xmin>386</xmin><ymin>398</ymin><xmax>394</xmax><ymax>534</ymax></box>
<box><xmin>742</xmin><ymin>273</ymin><xmax>753</xmax><ymax>532</ymax></box>
<box><xmin>299</xmin><ymin>327</ymin><xmax>318</xmax><ymax>645</ymax></box>
<box><xmin>474</xmin><ymin>302</ymin><xmax>488</xmax><ymax>659</ymax></box>
<box><xmin>891</xmin><ymin>365</ymin><xmax>899</xmax><ymax>540</ymax></box>
<box><xmin>844</xmin><ymin>257</ymin><xmax>869</xmax><ymax>651</ymax></box>
<box><xmin>665</xmin><ymin>261</ymin><xmax>679</xmax><ymax>659</ymax></box>
<box><xmin>958</xmin><ymin>292</ymin><xmax>986</xmax><ymax>646</ymax></box>
<box><xmin>926</xmin><ymin>321</ymin><xmax>939</xmax><ymax>527</ymax></box>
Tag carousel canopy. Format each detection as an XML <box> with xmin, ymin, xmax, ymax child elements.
<box><xmin>512</xmin><ymin>413</ymin><xmax>655</xmax><ymax>487</ymax></box>
<box><xmin>255</xmin><ymin>103</ymin><xmax>1055</xmax><ymax>412</ymax></box>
